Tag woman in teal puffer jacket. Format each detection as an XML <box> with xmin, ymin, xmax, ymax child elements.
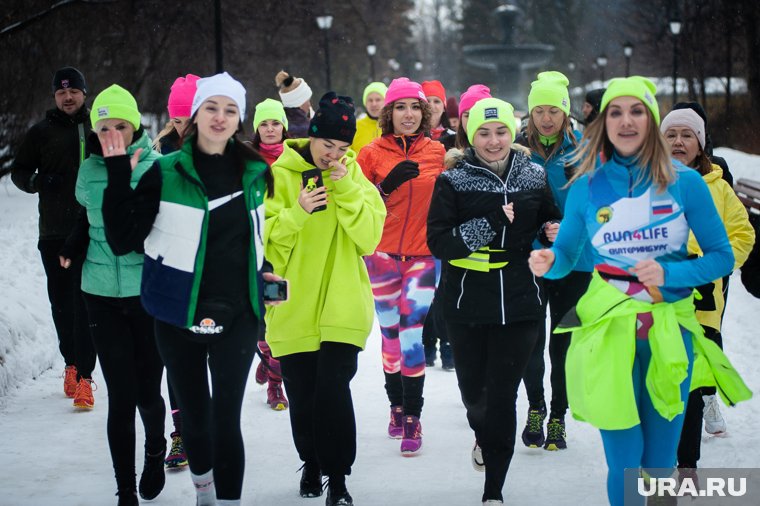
<box><xmin>60</xmin><ymin>84</ymin><xmax>166</xmax><ymax>506</ymax></box>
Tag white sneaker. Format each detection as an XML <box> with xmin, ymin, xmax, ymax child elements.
<box><xmin>472</xmin><ymin>441</ymin><xmax>485</xmax><ymax>472</ymax></box>
<box><xmin>703</xmin><ymin>394</ymin><xmax>727</xmax><ymax>434</ymax></box>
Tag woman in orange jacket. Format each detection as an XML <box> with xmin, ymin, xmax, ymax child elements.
<box><xmin>357</xmin><ymin>77</ymin><xmax>445</xmax><ymax>456</ymax></box>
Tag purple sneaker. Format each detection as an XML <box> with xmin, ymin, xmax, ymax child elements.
<box><xmin>400</xmin><ymin>415</ymin><xmax>422</xmax><ymax>455</ymax></box>
<box><xmin>388</xmin><ymin>405</ymin><xmax>403</xmax><ymax>439</ymax></box>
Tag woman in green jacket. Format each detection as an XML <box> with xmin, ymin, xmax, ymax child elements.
<box><xmin>101</xmin><ymin>73</ymin><xmax>276</xmax><ymax>506</ymax></box>
<box><xmin>264</xmin><ymin>92</ymin><xmax>385</xmax><ymax>506</ymax></box>
<box><xmin>60</xmin><ymin>84</ymin><xmax>165</xmax><ymax>506</ymax></box>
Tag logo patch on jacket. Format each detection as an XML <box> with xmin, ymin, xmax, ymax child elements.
<box><xmin>596</xmin><ymin>206</ymin><xmax>613</xmax><ymax>224</ymax></box>
<box><xmin>189</xmin><ymin>317</ymin><xmax>224</xmax><ymax>334</ymax></box>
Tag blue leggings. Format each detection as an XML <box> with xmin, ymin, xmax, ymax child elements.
<box><xmin>600</xmin><ymin>332</ymin><xmax>693</xmax><ymax>506</ymax></box>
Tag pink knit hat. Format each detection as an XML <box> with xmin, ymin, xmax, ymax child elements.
<box><xmin>167</xmin><ymin>74</ymin><xmax>201</xmax><ymax>118</ymax></box>
<box><xmin>384</xmin><ymin>77</ymin><xmax>428</xmax><ymax>106</ymax></box>
<box><xmin>458</xmin><ymin>84</ymin><xmax>492</xmax><ymax>118</ymax></box>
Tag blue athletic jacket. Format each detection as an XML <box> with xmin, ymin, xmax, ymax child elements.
<box><xmin>546</xmin><ymin>151</ymin><xmax>734</xmax><ymax>302</ymax></box>
<box><xmin>528</xmin><ymin>131</ymin><xmax>594</xmax><ymax>272</ymax></box>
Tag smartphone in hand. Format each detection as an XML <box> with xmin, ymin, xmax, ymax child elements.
<box><xmin>302</xmin><ymin>168</ymin><xmax>327</xmax><ymax>213</ymax></box>
<box><xmin>263</xmin><ymin>279</ymin><xmax>289</xmax><ymax>303</ymax></box>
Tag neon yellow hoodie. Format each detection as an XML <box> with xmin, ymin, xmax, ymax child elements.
<box><xmin>264</xmin><ymin>139</ymin><xmax>386</xmax><ymax>357</ymax></box>
<box><xmin>557</xmin><ymin>272</ymin><xmax>752</xmax><ymax>430</ymax></box>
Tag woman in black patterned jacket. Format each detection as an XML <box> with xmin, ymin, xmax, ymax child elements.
<box><xmin>427</xmin><ymin>98</ymin><xmax>560</xmax><ymax>506</ymax></box>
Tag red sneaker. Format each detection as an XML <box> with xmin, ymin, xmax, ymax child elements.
<box><xmin>63</xmin><ymin>365</ymin><xmax>78</xmax><ymax>398</ymax></box>
<box><xmin>73</xmin><ymin>378</ymin><xmax>96</xmax><ymax>409</ymax></box>
<box><xmin>266</xmin><ymin>381</ymin><xmax>288</xmax><ymax>411</ymax></box>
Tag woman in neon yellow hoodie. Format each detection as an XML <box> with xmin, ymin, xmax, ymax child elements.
<box><xmin>264</xmin><ymin>92</ymin><xmax>385</xmax><ymax>506</ymax></box>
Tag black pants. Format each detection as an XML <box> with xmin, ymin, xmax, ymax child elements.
<box><xmin>279</xmin><ymin>342</ymin><xmax>360</xmax><ymax>478</ymax></box>
<box><xmin>447</xmin><ymin>319</ymin><xmax>540</xmax><ymax>502</ymax></box>
<box><xmin>677</xmin><ymin>327</ymin><xmax>723</xmax><ymax>468</ymax></box>
<box><xmin>83</xmin><ymin>294</ymin><xmax>165</xmax><ymax>491</ymax></box>
<box><xmin>154</xmin><ymin>309</ymin><xmax>258</xmax><ymax>500</ymax></box>
<box><xmin>523</xmin><ymin>270</ymin><xmax>591</xmax><ymax>418</ymax></box>
<box><xmin>39</xmin><ymin>238</ymin><xmax>96</xmax><ymax>379</ymax></box>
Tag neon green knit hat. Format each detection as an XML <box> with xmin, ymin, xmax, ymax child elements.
<box><xmin>362</xmin><ymin>82</ymin><xmax>388</xmax><ymax>106</ymax></box>
<box><xmin>528</xmin><ymin>71</ymin><xmax>570</xmax><ymax>116</ymax></box>
<box><xmin>253</xmin><ymin>98</ymin><xmax>288</xmax><ymax>131</ymax></box>
<box><xmin>600</xmin><ymin>76</ymin><xmax>660</xmax><ymax>124</ymax></box>
<box><xmin>91</xmin><ymin>84</ymin><xmax>141</xmax><ymax>130</ymax></box>
<box><xmin>466</xmin><ymin>98</ymin><xmax>517</xmax><ymax>144</ymax></box>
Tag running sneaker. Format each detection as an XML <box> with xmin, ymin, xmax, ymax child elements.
<box><xmin>702</xmin><ymin>394</ymin><xmax>727</xmax><ymax>434</ymax></box>
<box><xmin>400</xmin><ymin>415</ymin><xmax>422</xmax><ymax>455</ymax></box>
<box><xmin>63</xmin><ymin>365</ymin><xmax>78</xmax><ymax>398</ymax></box>
<box><xmin>544</xmin><ymin>417</ymin><xmax>567</xmax><ymax>450</ymax></box>
<box><xmin>471</xmin><ymin>441</ymin><xmax>485</xmax><ymax>472</ymax></box>
<box><xmin>165</xmin><ymin>432</ymin><xmax>188</xmax><ymax>469</ymax></box>
<box><xmin>521</xmin><ymin>404</ymin><xmax>547</xmax><ymax>448</ymax></box>
<box><xmin>267</xmin><ymin>382</ymin><xmax>289</xmax><ymax>411</ymax></box>
<box><xmin>388</xmin><ymin>405</ymin><xmax>403</xmax><ymax>439</ymax></box>
<box><xmin>73</xmin><ymin>378</ymin><xmax>96</xmax><ymax>409</ymax></box>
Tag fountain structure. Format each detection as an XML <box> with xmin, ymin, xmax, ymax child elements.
<box><xmin>463</xmin><ymin>3</ymin><xmax>554</xmax><ymax>111</ymax></box>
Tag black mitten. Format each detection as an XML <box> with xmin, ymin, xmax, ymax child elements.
<box><xmin>379</xmin><ymin>160</ymin><xmax>420</xmax><ymax>195</ymax></box>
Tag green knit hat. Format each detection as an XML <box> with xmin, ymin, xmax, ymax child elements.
<box><xmin>91</xmin><ymin>84</ymin><xmax>141</xmax><ymax>130</ymax></box>
<box><xmin>600</xmin><ymin>76</ymin><xmax>660</xmax><ymax>124</ymax></box>
<box><xmin>466</xmin><ymin>98</ymin><xmax>517</xmax><ymax>144</ymax></box>
<box><xmin>253</xmin><ymin>98</ymin><xmax>288</xmax><ymax>131</ymax></box>
<box><xmin>528</xmin><ymin>71</ymin><xmax>571</xmax><ymax>116</ymax></box>
<box><xmin>362</xmin><ymin>82</ymin><xmax>388</xmax><ymax>106</ymax></box>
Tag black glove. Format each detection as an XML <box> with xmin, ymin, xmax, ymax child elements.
<box><xmin>379</xmin><ymin>160</ymin><xmax>419</xmax><ymax>195</ymax></box>
<box><xmin>32</xmin><ymin>173</ymin><xmax>64</xmax><ymax>192</ymax></box>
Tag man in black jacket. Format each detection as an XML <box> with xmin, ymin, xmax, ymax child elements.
<box><xmin>11</xmin><ymin>66</ymin><xmax>96</xmax><ymax>408</ymax></box>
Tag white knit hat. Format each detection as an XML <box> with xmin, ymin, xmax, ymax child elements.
<box><xmin>191</xmin><ymin>72</ymin><xmax>247</xmax><ymax>120</ymax></box>
<box><xmin>660</xmin><ymin>108</ymin><xmax>705</xmax><ymax>148</ymax></box>
<box><xmin>275</xmin><ymin>70</ymin><xmax>312</xmax><ymax>108</ymax></box>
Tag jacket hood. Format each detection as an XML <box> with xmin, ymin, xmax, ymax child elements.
<box><xmin>276</xmin><ymin>138</ymin><xmax>357</xmax><ymax>173</ymax></box>
<box><xmin>703</xmin><ymin>163</ymin><xmax>723</xmax><ymax>184</ymax></box>
<box><xmin>444</xmin><ymin>144</ymin><xmax>531</xmax><ymax>169</ymax></box>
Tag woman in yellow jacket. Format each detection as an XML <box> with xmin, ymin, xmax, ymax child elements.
<box><xmin>661</xmin><ymin>107</ymin><xmax>755</xmax><ymax>469</ymax></box>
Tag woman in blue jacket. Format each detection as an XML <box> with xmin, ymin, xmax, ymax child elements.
<box><xmin>529</xmin><ymin>77</ymin><xmax>747</xmax><ymax>506</ymax></box>
<box><xmin>516</xmin><ymin>71</ymin><xmax>592</xmax><ymax>451</ymax></box>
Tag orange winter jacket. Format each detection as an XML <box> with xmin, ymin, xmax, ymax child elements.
<box><xmin>357</xmin><ymin>134</ymin><xmax>445</xmax><ymax>256</ymax></box>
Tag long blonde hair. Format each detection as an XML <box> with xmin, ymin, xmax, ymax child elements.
<box><xmin>567</xmin><ymin>103</ymin><xmax>675</xmax><ymax>192</ymax></box>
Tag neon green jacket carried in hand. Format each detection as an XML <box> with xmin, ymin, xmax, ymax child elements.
<box><xmin>264</xmin><ymin>139</ymin><xmax>386</xmax><ymax>357</ymax></box>
<box><xmin>557</xmin><ymin>272</ymin><xmax>752</xmax><ymax>430</ymax></box>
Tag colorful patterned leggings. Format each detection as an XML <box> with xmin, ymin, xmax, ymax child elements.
<box><xmin>366</xmin><ymin>252</ymin><xmax>436</xmax><ymax>415</ymax></box>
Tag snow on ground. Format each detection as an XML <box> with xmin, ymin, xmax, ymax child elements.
<box><xmin>1</xmin><ymin>150</ymin><xmax>759</xmax><ymax>505</ymax></box>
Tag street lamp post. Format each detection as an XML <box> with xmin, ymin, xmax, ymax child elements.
<box><xmin>623</xmin><ymin>42</ymin><xmax>634</xmax><ymax>77</ymax></box>
<box><xmin>669</xmin><ymin>19</ymin><xmax>682</xmax><ymax>108</ymax></box>
<box><xmin>366</xmin><ymin>43</ymin><xmax>377</xmax><ymax>82</ymax></box>
<box><xmin>316</xmin><ymin>15</ymin><xmax>334</xmax><ymax>90</ymax></box>
<box><xmin>214</xmin><ymin>0</ymin><xmax>223</xmax><ymax>72</ymax></box>
<box><xmin>596</xmin><ymin>54</ymin><xmax>608</xmax><ymax>84</ymax></box>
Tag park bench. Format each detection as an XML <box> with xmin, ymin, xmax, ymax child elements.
<box><xmin>734</xmin><ymin>178</ymin><xmax>760</xmax><ymax>215</ymax></box>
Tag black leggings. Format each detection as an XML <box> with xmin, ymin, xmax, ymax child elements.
<box><xmin>39</xmin><ymin>239</ymin><xmax>96</xmax><ymax>379</ymax></box>
<box><xmin>677</xmin><ymin>327</ymin><xmax>723</xmax><ymax>468</ymax></box>
<box><xmin>447</xmin><ymin>320</ymin><xmax>539</xmax><ymax>503</ymax></box>
<box><xmin>523</xmin><ymin>270</ymin><xmax>591</xmax><ymax>417</ymax></box>
<box><xmin>83</xmin><ymin>294</ymin><xmax>165</xmax><ymax>491</ymax></box>
<box><xmin>279</xmin><ymin>342</ymin><xmax>360</xmax><ymax>478</ymax></box>
<box><xmin>154</xmin><ymin>309</ymin><xmax>258</xmax><ymax>501</ymax></box>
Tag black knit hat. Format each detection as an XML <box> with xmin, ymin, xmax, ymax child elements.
<box><xmin>52</xmin><ymin>66</ymin><xmax>87</xmax><ymax>94</ymax></box>
<box><xmin>309</xmin><ymin>92</ymin><xmax>356</xmax><ymax>143</ymax></box>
